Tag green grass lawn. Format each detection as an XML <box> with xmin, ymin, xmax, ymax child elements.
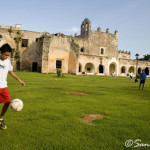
<box><xmin>0</xmin><ymin>72</ymin><xmax>150</xmax><ymax>150</ymax></box>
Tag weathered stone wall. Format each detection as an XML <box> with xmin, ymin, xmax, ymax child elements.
<box><xmin>41</xmin><ymin>35</ymin><xmax>51</xmax><ymax>73</ymax></box>
<box><xmin>75</xmin><ymin>30</ymin><xmax>118</xmax><ymax>58</ymax></box>
<box><xmin>47</xmin><ymin>35</ymin><xmax>70</xmax><ymax>73</ymax></box>
<box><xmin>1</xmin><ymin>20</ymin><xmax>150</xmax><ymax>76</ymax></box>
<box><xmin>19</xmin><ymin>30</ymin><xmax>43</xmax><ymax>71</ymax></box>
<box><xmin>0</xmin><ymin>26</ymin><xmax>43</xmax><ymax>71</ymax></box>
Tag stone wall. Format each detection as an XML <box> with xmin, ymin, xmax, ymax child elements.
<box><xmin>0</xmin><ymin>26</ymin><xmax>43</xmax><ymax>71</ymax></box>
<box><xmin>0</xmin><ymin>20</ymin><xmax>150</xmax><ymax>76</ymax></box>
<box><xmin>47</xmin><ymin>35</ymin><xmax>70</xmax><ymax>73</ymax></box>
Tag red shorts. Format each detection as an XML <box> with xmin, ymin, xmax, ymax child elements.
<box><xmin>0</xmin><ymin>87</ymin><xmax>11</xmax><ymax>103</ymax></box>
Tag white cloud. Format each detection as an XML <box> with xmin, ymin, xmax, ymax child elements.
<box><xmin>65</xmin><ymin>27</ymin><xmax>80</xmax><ymax>33</ymax></box>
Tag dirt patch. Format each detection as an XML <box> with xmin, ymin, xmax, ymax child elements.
<box><xmin>80</xmin><ymin>114</ymin><xmax>104</xmax><ymax>124</ymax></box>
<box><xmin>67</xmin><ymin>91</ymin><xmax>89</xmax><ymax>96</ymax></box>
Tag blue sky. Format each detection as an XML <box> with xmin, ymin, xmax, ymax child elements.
<box><xmin>0</xmin><ymin>0</ymin><xmax>150</xmax><ymax>59</ymax></box>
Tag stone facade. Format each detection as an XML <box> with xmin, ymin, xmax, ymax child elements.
<box><xmin>0</xmin><ymin>19</ymin><xmax>150</xmax><ymax>76</ymax></box>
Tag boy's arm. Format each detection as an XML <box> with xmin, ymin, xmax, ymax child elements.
<box><xmin>9</xmin><ymin>71</ymin><xmax>25</xmax><ymax>86</ymax></box>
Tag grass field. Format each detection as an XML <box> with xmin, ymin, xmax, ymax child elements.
<box><xmin>0</xmin><ymin>72</ymin><xmax>150</xmax><ymax>150</ymax></box>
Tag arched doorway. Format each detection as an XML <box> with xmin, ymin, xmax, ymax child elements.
<box><xmin>145</xmin><ymin>67</ymin><xmax>149</xmax><ymax>75</ymax></box>
<box><xmin>85</xmin><ymin>63</ymin><xmax>95</xmax><ymax>74</ymax></box>
<box><xmin>16</xmin><ymin>61</ymin><xmax>20</xmax><ymax>71</ymax></box>
<box><xmin>128</xmin><ymin>66</ymin><xmax>135</xmax><ymax>74</ymax></box>
<box><xmin>79</xmin><ymin>63</ymin><xmax>82</xmax><ymax>73</ymax></box>
<box><xmin>32</xmin><ymin>62</ymin><xmax>38</xmax><ymax>72</ymax></box>
<box><xmin>109</xmin><ymin>63</ymin><xmax>116</xmax><ymax>75</ymax></box>
<box><xmin>99</xmin><ymin>65</ymin><xmax>104</xmax><ymax>73</ymax></box>
<box><xmin>138</xmin><ymin>68</ymin><xmax>141</xmax><ymax>74</ymax></box>
<box><xmin>121</xmin><ymin>66</ymin><xmax>126</xmax><ymax>74</ymax></box>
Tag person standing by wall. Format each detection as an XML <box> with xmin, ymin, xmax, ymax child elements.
<box><xmin>139</xmin><ymin>69</ymin><xmax>146</xmax><ymax>90</ymax></box>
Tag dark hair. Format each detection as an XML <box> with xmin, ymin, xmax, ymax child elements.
<box><xmin>0</xmin><ymin>44</ymin><xmax>12</xmax><ymax>53</ymax></box>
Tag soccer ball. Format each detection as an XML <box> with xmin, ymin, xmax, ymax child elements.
<box><xmin>10</xmin><ymin>99</ymin><xmax>23</xmax><ymax>112</ymax></box>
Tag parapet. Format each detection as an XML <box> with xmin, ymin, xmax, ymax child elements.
<box><xmin>106</xmin><ymin>28</ymin><xmax>110</xmax><ymax>33</ymax></box>
<box><xmin>0</xmin><ymin>24</ymin><xmax>21</xmax><ymax>30</ymax></box>
<box><xmin>118</xmin><ymin>50</ymin><xmax>130</xmax><ymax>54</ymax></box>
<box><xmin>15</xmin><ymin>24</ymin><xmax>21</xmax><ymax>30</ymax></box>
<box><xmin>97</xmin><ymin>27</ymin><xmax>101</xmax><ymax>32</ymax></box>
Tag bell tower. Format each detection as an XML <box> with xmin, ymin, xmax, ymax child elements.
<box><xmin>81</xmin><ymin>18</ymin><xmax>91</xmax><ymax>38</ymax></box>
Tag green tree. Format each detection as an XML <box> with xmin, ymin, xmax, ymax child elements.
<box><xmin>143</xmin><ymin>54</ymin><xmax>150</xmax><ymax>60</ymax></box>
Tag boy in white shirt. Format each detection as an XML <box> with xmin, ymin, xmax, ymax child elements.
<box><xmin>129</xmin><ymin>72</ymin><xmax>133</xmax><ymax>81</ymax></box>
<box><xmin>0</xmin><ymin>44</ymin><xmax>25</xmax><ymax>130</ymax></box>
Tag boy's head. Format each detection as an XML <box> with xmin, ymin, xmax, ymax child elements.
<box><xmin>0</xmin><ymin>44</ymin><xmax>12</xmax><ymax>60</ymax></box>
<box><xmin>142</xmin><ymin>69</ymin><xmax>145</xmax><ymax>73</ymax></box>
<box><xmin>0</xmin><ymin>44</ymin><xmax>12</xmax><ymax>53</ymax></box>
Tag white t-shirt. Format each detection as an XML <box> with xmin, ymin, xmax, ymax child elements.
<box><xmin>129</xmin><ymin>72</ymin><xmax>133</xmax><ymax>77</ymax></box>
<box><xmin>0</xmin><ymin>59</ymin><xmax>13</xmax><ymax>88</ymax></box>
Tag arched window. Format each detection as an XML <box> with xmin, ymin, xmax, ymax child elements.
<box><xmin>81</xmin><ymin>47</ymin><xmax>84</xmax><ymax>52</ymax></box>
<box><xmin>101</xmin><ymin>48</ymin><xmax>104</xmax><ymax>54</ymax></box>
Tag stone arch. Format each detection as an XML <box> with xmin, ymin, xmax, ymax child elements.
<box><xmin>128</xmin><ymin>66</ymin><xmax>135</xmax><ymax>75</ymax></box>
<box><xmin>121</xmin><ymin>66</ymin><xmax>126</xmax><ymax>74</ymax></box>
<box><xmin>138</xmin><ymin>67</ymin><xmax>142</xmax><ymax>74</ymax></box>
<box><xmin>85</xmin><ymin>63</ymin><xmax>95</xmax><ymax>74</ymax></box>
<box><xmin>109</xmin><ymin>63</ymin><xmax>117</xmax><ymax>75</ymax></box>
<box><xmin>99</xmin><ymin>64</ymin><xmax>104</xmax><ymax>73</ymax></box>
<box><xmin>145</xmin><ymin>67</ymin><xmax>149</xmax><ymax>75</ymax></box>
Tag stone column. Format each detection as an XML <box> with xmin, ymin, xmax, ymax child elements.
<box><xmin>41</xmin><ymin>35</ymin><xmax>51</xmax><ymax>73</ymax></box>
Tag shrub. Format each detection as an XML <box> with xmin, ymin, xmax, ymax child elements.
<box><xmin>57</xmin><ymin>69</ymin><xmax>62</xmax><ymax>77</ymax></box>
<box><xmin>82</xmin><ymin>72</ymin><xmax>85</xmax><ymax>74</ymax></box>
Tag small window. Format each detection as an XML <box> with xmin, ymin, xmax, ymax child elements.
<box><xmin>101</xmin><ymin>48</ymin><xmax>104</xmax><ymax>54</ymax></box>
<box><xmin>81</xmin><ymin>47</ymin><xmax>84</xmax><ymax>52</ymax></box>
<box><xmin>56</xmin><ymin>60</ymin><xmax>62</xmax><ymax>69</ymax></box>
<box><xmin>22</xmin><ymin>39</ymin><xmax>28</xmax><ymax>47</ymax></box>
<box><xmin>0</xmin><ymin>35</ymin><xmax>2</xmax><ymax>38</ymax></box>
<box><xmin>36</xmin><ymin>38</ymin><xmax>38</xmax><ymax>42</ymax></box>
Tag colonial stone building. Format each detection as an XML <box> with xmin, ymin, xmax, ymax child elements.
<box><xmin>0</xmin><ymin>18</ymin><xmax>150</xmax><ymax>76</ymax></box>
